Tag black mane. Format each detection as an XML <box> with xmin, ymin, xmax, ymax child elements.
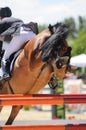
<box><xmin>41</xmin><ymin>22</ymin><xmax>70</xmax><ymax>62</ymax></box>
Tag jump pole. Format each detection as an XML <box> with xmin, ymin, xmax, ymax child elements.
<box><xmin>0</xmin><ymin>94</ymin><xmax>86</xmax><ymax>105</ymax></box>
<box><xmin>0</xmin><ymin>124</ymin><xmax>86</xmax><ymax>130</ymax></box>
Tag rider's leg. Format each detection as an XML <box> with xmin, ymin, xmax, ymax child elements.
<box><xmin>0</xmin><ymin>30</ymin><xmax>36</xmax><ymax>79</ymax></box>
<box><xmin>3</xmin><ymin>31</ymin><xmax>36</xmax><ymax>60</ymax></box>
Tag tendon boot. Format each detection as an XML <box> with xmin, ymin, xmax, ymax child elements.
<box><xmin>0</xmin><ymin>60</ymin><xmax>11</xmax><ymax>80</ymax></box>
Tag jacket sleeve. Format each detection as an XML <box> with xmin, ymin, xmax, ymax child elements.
<box><xmin>1</xmin><ymin>21</ymin><xmax>23</xmax><ymax>36</ymax></box>
<box><xmin>0</xmin><ymin>17</ymin><xmax>24</xmax><ymax>41</ymax></box>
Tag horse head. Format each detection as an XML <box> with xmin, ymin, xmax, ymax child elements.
<box><xmin>40</xmin><ymin>22</ymin><xmax>72</xmax><ymax>71</ymax></box>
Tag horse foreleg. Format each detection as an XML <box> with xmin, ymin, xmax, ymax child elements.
<box><xmin>5</xmin><ymin>105</ymin><xmax>22</xmax><ymax>125</ymax></box>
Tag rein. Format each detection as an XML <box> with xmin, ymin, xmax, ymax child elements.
<box><xmin>37</xmin><ymin>63</ymin><xmax>48</xmax><ymax>79</ymax></box>
<box><xmin>7</xmin><ymin>80</ymin><xmax>14</xmax><ymax>94</ymax></box>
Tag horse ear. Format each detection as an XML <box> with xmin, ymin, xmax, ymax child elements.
<box><xmin>48</xmin><ymin>24</ymin><xmax>52</xmax><ymax>28</ymax></box>
<box><xmin>48</xmin><ymin>24</ymin><xmax>53</xmax><ymax>34</ymax></box>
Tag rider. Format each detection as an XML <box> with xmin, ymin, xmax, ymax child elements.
<box><xmin>0</xmin><ymin>7</ymin><xmax>37</xmax><ymax>80</ymax></box>
<box><xmin>0</xmin><ymin>7</ymin><xmax>13</xmax><ymax>57</ymax></box>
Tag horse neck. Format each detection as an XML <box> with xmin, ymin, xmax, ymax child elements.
<box><xmin>24</xmin><ymin>29</ymin><xmax>51</xmax><ymax>70</ymax></box>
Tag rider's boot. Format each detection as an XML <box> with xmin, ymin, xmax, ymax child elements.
<box><xmin>0</xmin><ymin>59</ymin><xmax>11</xmax><ymax>80</ymax></box>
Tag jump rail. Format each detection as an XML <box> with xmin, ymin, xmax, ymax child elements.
<box><xmin>0</xmin><ymin>94</ymin><xmax>86</xmax><ymax>130</ymax></box>
<box><xmin>0</xmin><ymin>94</ymin><xmax>86</xmax><ymax>105</ymax></box>
<box><xmin>0</xmin><ymin>124</ymin><xmax>86</xmax><ymax>130</ymax></box>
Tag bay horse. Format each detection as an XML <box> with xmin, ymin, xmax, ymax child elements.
<box><xmin>0</xmin><ymin>22</ymin><xmax>75</xmax><ymax>125</ymax></box>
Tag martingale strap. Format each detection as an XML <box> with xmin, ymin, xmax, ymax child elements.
<box><xmin>7</xmin><ymin>80</ymin><xmax>14</xmax><ymax>94</ymax></box>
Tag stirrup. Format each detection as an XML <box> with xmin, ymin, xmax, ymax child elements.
<box><xmin>0</xmin><ymin>73</ymin><xmax>11</xmax><ymax>81</ymax></box>
<box><xmin>0</xmin><ymin>59</ymin><xmax>11</xmax><ymax>81</ymax></box>
<box><xmin>3</xmin><ymin>72</ymin><xmax>11</xmax><ymax>80</ymax></box>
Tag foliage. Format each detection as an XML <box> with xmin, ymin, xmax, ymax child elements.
<box><xmin>55</xmin><ymin>78</ymin><xmax>65</xmax><ymax>119</ymax></box>
<box><xmin>71</xmin><ymin>26</ymin><xmax>86</xmax><ymax>56</ymax></box>
<box><xmin>23</xmin><ymin>106</ymin><xmax>32</xmax><ymax>111</ymax></box>
<box><xmin>63</xmin><ymin>17</ymin><xmax>78</xmax><ymax>38</ymax></box>
<box><xmin>38</xmin><ymin>24</ymin><xmax>47</xmax><ymax>32</ymax></box>
<box><xmin>78</xmin><ymin>16</ymin><xmax>86</xmax><ymax>31</ymax></box>
<box><xmin>51</xmin><ymin>75</ymin><xmax>65</xmax><ymax>119</ymax></box>
<box><xmin>60</xmin><ymin>16</ymin><xmax>86</xmax><ymax>56</ymax></box>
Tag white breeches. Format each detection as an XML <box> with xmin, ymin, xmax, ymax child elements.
<box><xmin>2</xmin><ymin>30</ymin><xmax>36</xmax><ymax>61</ymax></box>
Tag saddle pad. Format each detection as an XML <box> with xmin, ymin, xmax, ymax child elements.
<box><xmin>10</xmin><ymin>50</ymin><xmax>22</xmax><ymax>72</ymax></box>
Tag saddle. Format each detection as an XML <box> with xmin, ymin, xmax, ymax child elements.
<box><xmin>22</xmin><ymin>22</ymin><xmax>39</xmax><ymax>34</ymax></box>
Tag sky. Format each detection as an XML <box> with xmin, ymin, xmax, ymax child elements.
<box><xmin>0</xmin><ymin>0</ymin><xmax>86</xmax><ymax>25</ymax></box>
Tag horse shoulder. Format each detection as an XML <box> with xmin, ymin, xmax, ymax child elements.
<box><xmin>13</xmin><ymin>50</ymin><xmax>27</xmax><ymax>68</ymax></box>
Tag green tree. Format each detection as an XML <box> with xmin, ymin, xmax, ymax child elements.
<box><xmin>71</xmin><ymin>26</ymin><xmax>86</xmax><ymax>56</ymax></box>
<box><xmin>78</xmin><ymin>16</ymin><xmax>86</xmax><ymax>31</ymax></box>
<box><xmin>63</xmin><ymin>17</ymin><xmax>77</xmax><ymax>38</ymax></box>
<box><xmin>38</xmin><ymin>24</ymin><xmax>47</xmax><ymax>32</ymax></box>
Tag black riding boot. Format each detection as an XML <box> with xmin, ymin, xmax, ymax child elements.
<box><xmin>0</xmin><ymin>60</ymin><xmax>11</xmax><ymax>80</ymax></box>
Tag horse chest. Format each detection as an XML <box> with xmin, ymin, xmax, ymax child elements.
<box><xmin>27</xmin><ymin>65</ymin><xmax>53</xmax><ymax>94</ymax></box>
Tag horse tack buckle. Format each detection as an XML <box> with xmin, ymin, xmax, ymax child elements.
<box><xmin>48</xmin><ymin>75</ymin><xmax>59</xmax><ymax>90</ymax></box>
